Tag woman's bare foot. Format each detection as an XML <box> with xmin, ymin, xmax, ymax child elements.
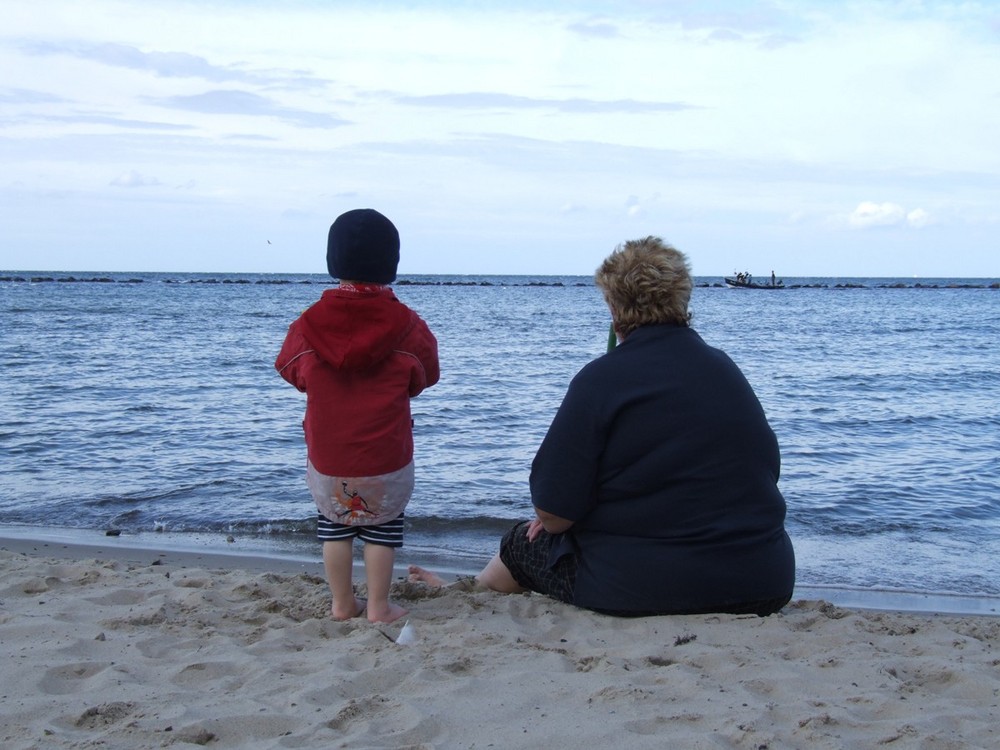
<box><xmin>366</xmin><ymin>601</ymin><xmax>408</xmax><ymax>624</ymax></box>
<box><xmin>331</xmin><ymin>596</ymin><xmax>366</xmax><ymax>621</ymax></box>
<box><xmin>407</xmin><ymin>565</ymin><xmax>448</xmax><ymax>588</ymax></box>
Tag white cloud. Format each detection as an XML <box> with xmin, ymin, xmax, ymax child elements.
<box><xmin>907</xmin><ymin>208</ymin><xmax>931</xmax><ymax>228</ymax></box>
<box><xmin>110</xmin><ymin>170</ymin><xmax>160</xmax><ymax>188</ymax></box>
<box><xmin>848</xmin><ymin>201</ymin><xmax>905</xmax><ymax>229</ymax></box>
<box><xmin>846</xmin><ymin>203</ymin><xmax>934</xmax><ymax>230</ymax></box>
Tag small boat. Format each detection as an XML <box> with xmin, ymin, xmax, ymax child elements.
<box><xmin>725</xmin><ymin>272</ymin><xmax>784</xmax><ymax>289</ymax></box>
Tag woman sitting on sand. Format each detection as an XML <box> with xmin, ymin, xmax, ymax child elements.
<box><xmin>412</xmin><ymin>237</ymin><xmax>795</xmax><ymax>616</ymax></box>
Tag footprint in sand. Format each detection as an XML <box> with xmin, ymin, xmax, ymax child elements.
<box><xmin>38</xmin><ymin>662</ymin><xmax>111</xmax><ymax>695</ymax></box>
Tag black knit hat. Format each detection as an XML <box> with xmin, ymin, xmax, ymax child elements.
<box><xmin>326</xmin><ymin>208</ymin><xmax>400</xmax><ymax>283</ymax></box>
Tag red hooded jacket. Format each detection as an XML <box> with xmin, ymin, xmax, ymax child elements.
<box><xmin>275</xmin><ymin>286</ymin><xmax>439</xmax><ymax>477</ymax></box>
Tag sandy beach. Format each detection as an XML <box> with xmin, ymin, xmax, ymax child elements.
<box><xmin>1</xmin><ymin>535</ymin><xmax>998</xmax><ymax>749</ymax></box>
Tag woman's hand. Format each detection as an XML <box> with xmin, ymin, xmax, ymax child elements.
<box><xmin>530</xmin><ymin>508</ymin><xmax>574</xmax><ymax>538</ymax></box>
<box><xmin>525</xmin><ymin>518</ymin><xmax>546</xmax><ymax>542</ymax></box>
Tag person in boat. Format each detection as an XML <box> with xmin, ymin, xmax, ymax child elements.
<box><xmin>411</xmin><ymin>236</ymin><xmax>795</xmax><ymax>616</ymax></box>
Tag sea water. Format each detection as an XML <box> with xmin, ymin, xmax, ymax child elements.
<box><xmin>2</xmin><ymin>272</ymin><xmax>998</xmax><ymax>606</ymax></box>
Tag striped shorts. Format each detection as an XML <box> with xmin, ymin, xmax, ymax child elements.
<box><xmin>317</xmin><ymin>512</ymin><xmax>405</xmax><ymax>548</ymax></box>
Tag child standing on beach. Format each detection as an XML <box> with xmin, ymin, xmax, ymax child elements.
<box><xmin>276</xmin><ymin>209</ymin><xmax>439</xmax><ymax>623</ymax></box>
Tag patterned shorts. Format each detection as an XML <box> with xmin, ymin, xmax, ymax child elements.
<box><xmin>498</xmin><ymin>520</ymin><xmax>577</xmax><ymax>604</ymax></box>
<box><xmin>317</xmin><ymin>512</ymin><xmax>405</xmax><ymax>548</ymax></box>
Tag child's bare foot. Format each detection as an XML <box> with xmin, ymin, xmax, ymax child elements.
<box><xmin>407</xmin><ymin>565</ymin><xmax>447</xmax><ymax>588</ymax></box>
<box><xmin>366</xmin><ymin>601</ymin><xmax>408</xmax><ymax>624</ymax></box>
<box><xmin>331</xmin><ymin>596</ymin><xmax>366</xmax><ymax>621</ymax></box>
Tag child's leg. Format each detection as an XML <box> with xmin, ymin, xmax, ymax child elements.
<box><xmin>363</xmin><ymin>543</ymin><xmax>408</xmax><ymax>624</ymax></box>
<box><xmin>322</xmin><ymin>539</ymin><xmax>366</xmax><ymax>620</ymax></box>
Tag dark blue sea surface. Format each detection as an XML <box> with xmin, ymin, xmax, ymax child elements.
<box><xmin>2</xmin><ymin>272</ymin><xmax>999</xmax><ymax>602</ymax></box>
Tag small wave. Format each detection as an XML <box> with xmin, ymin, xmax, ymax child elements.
<box><xmin>124</xmin><ymin>404</ymin><xmax>160</xmax><ymax>413</ymax></box>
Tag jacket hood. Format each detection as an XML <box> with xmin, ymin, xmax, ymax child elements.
<box><xmin>298</xmin><ymin>287</ymin><xmax>416</xmax><ymax>371</ymax></box>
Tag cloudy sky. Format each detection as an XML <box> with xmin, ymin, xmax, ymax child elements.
<box><xmin>2</xmin><ymin>0</ymin><xmax>999</xmax><ymax>277</ymax></box>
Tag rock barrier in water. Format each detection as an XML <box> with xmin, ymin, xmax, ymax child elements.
<box><xmin>3</xmin><ymin>275</ymin><xmax>998</xmax><ymax>290</ymax></box>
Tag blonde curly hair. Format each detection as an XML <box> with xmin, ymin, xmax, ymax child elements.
<box><xmin>595</xmin><ymin>236</ymin><xmax>692</xmax><ymax>339</ymax></box>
